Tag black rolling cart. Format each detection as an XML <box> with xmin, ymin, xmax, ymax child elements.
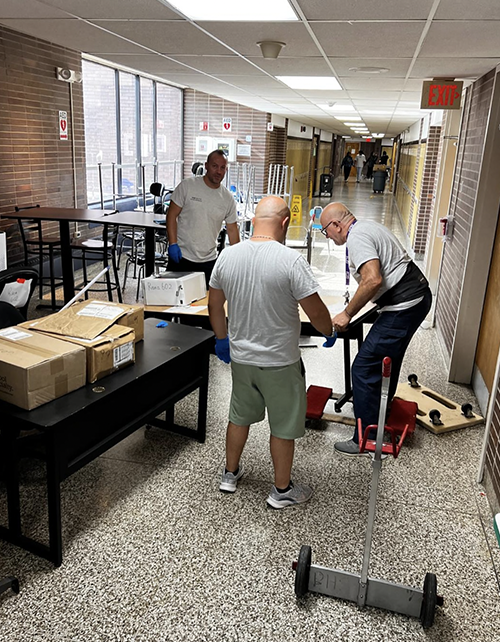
<box><xmin>319</xmin><ymin>173</ymin><xmax>333</xmax><ymax>196</ymax></box>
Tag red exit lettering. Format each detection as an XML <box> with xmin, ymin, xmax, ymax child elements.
<box><xmin>428</xmin><ymin>84</ymin><xmax>460</xmax><ymax>107</ymax></box>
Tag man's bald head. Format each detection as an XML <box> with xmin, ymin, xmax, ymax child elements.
<box><xmin>320</xmin><ymin>202</ymin><xmax>353</xmax><ymax>226</ymax></box>
<box><xmin>254</xmin><ymin>196</ymin><xmax>290</xmax><ymax>223</ymax></box>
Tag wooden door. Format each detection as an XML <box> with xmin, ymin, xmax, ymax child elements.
<box><xmin>475</xmin><ymin>212</ymin><xmax>500</xmax><ymax>390</ymax></box>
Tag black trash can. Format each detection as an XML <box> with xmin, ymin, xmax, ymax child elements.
<box><xmin>319</xmin><ymin>173</ymin><xmax>333</xmax><ymax>196</ymax></box>
<box><xmin>373</xmin><ymin>170</ymin><xmax>387</xmax><ymax>193</ymax></box>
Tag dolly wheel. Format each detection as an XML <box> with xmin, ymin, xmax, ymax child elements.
<box><xmin>408</xmin><ymin>373</ymin><xmax>420</xmax><ymax>388</ymax></box>
<box><xmin>429</xmin><ymin>409</ymin><xmax>443</xmax><ymax>426</ymax></box>
<box><xmin>420</xmin><ymin>573</ymin><xmax>438</xmax><ymax>628</ymax></box>
<box><xmin>461</xmin><ymin>403</ymin><xmax>474</xmax><ymax>418</ymax></box>
<box><xmin>294</xmin><ymin>545</ymin><xmax>312</xmax><ymax>597</ymax></box>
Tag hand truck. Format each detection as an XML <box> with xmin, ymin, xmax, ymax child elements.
<box><xmin>293</xmin><ymin>357</ymin><xmax>443</xmax><ymax>628</ymax></box>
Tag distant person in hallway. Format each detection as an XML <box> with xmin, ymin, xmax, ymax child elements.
<box><xmin>320</xmin><ymin>202</ymin><xmax>432</xmax><ymax>457</ymax></box>
<box><xmin>355</xmin><ymin>150</ymin><xmax>366</xmax><ymax>182</ymax></box>
<box><xmin>366</xmin><ymin>152</ymin><xmax>378</xmax><ymax>180</ymax></box>
<box><xmin>341</xmin><ymin>151</ymin><xmax>354</xmax><ymax>182</ymax></box>
<box><xmin>166</xmin><ymin>149</ymin><xmax>240</xmax><ymax>288</ymax></box>
<box><xmin>380</xmin><ymin>151</ymin><xmax>389</xmax><ymax>165</ymax></box>
<box><xmin>209</xmin><ymin>196</ymin><xmax>335</xmax><ymax>508</ymax></box>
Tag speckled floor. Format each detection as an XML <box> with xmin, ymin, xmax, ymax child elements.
<box><xmin>1</xmin><ymin>178</ymin><xmax>499</xmax><ymax>641</ymax></box>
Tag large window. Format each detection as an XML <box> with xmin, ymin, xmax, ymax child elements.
<box><xmin>82</xmin><ymin>60</ymin><xmax>183</xmax><ymax>205</ymax></box>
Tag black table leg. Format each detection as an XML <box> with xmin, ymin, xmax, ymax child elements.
<box><xmin>59</xmin><ymin>219</ymin><xmax>74</xmax><ymax>303</ymax></box>
<box><xmin>45</xmin><ymin>432</ymin><xmax>63</xmax><ymax>567</ymax></box>
<box><xmin>145</xmin><ymin>228</ymin><xmax>155</xmax><ymax>277</ymax></box>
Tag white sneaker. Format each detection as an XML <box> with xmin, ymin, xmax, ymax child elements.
<box><xmin>266</xmin><ymin>482</ymin><xmax>313</xmax><ymax>509</ymax></box>
<box><xmin>219</xmin><ymin>465</ymin><xmax>244</xmax><ymax>493</ymax></box>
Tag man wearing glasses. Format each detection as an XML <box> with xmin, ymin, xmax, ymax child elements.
<box><xmin>320</xmin><ymin>202</ymin><xmax>432</xmax><ymax>457</ymax></box>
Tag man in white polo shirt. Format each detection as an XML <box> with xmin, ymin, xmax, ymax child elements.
<box><xmin>166</xmin><ymin>149</ymin><xmax>240</xmax><ymax>287</ymax></box>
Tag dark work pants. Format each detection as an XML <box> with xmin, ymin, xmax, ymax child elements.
<box><xmin>343</xmin><ymin>166</ymin><xmax>351</xmax><ymax>181</ymax></box>
<box><xmin>168</xmin><ymin>257</ymin><xmax>216</xmax><ymax>289</ymax></box>
<box><xmin>351</xmin><ymin>288</ymin><xmax>432</xmax><ymax>443</ymax></box>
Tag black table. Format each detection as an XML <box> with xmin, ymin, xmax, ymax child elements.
<box><xmin>0</xmin><ymin>319</ymin><xmax>213</xmax><ymax>566</ymax></box>
<box><xmin>144</xmin><ymin>295</ymin><xmax>378</xmax><ymax>413</ymax></box>
<box><xmin>1</xmin><ymin>207</ymin><xmax>109</xmax><ymax>304</ymax></box>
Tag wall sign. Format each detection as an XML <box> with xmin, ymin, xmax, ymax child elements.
<box><xmin>266</xmin><ymin>122</ymin><xmax>274</xmax><ymax>132</ymax></box>
<box><xmin>199</xmin><ymin>121</ymin><xmax>209</xmax><ymax>131</ymax></box>
<box><xmin>59</xmin><ymin>111</ymin><xmax>68</xmax><ymax>140</ymax></box>
<box><xmin>237</xmin><ymin>144</ymin><xmax>251</xmax><ymax>157</ymax></box>
<box><xmin>420</xmin><ymin>80</ymin><xmax>463</xmax><ymax>110</ymax></box>
<box><xmin>222</xmin><ymin>117</ymin><xmax>232</xmax><ymax>132</ymax></box>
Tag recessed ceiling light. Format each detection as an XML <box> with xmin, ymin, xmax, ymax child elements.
<box><xmin>335</xmin><ymin>116</ymin><xmax>361</xmax><ymax>121</ymax></box>
<box><xmin>348</xmin><ymin>67</ymin><xmax>390</xmax><ymax>74</ymax></box>
<box><xmin>276</xmin><ymin>76</ymin><xmax>342</xmax><ymax>90</ymax></box>
<box><xmin>343</xmin><ymin>122</ymin><xmax>364</xmax><ymax>126</ymax></box>
<box><xmin>163</xmin><ymin>0</ymin><xmax>298</xmax><ymax>21</ymax></box>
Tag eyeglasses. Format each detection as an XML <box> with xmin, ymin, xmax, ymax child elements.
<box><xmin>320</xmin><ymin>221</ymin><xmax>333</xmax><ymax>237</ymax></box>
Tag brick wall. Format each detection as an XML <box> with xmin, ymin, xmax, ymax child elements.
<box><xmin>485</xmin><ymin>351</ymin><xmax>500</xmax><ymax>516</ymax></box>
<box><xmin>423</xmin><ymin>114</ymin><xmax>446</xmax><ymax>273</ymax></box>
<box><xmin>434</xmin><ymin>70</ymin><xmax>496</xmax><ymax>357</ymax></box>
<box><xmin>414</xmin><ymin>125</ymin><xmax>442</xmax><ymax>254</ymax></box>
<box><xmin>0</xmin><ymin>25</ymin><xmax>86</xmax><ymax>265</ymax></box>
<box><xmin>183</xmin><ymin>90</ymin><xmax>270</xmax><ymax>194</ymax></box>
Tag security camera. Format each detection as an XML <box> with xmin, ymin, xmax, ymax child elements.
<box><xmin>56</xmin><ymin>67</ymin><xmax>82</xmax><ymax>83</ymax></box>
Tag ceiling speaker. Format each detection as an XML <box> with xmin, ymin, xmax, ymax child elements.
<box><xmin>56</xmin><ymin>67</ymin><xmax>82</xmax><ymax>83</ymax></box>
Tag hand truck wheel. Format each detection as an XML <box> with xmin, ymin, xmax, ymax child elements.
<box><xmin>420</xmin><ymin>572</ymin><xmax>438</xmax><ymax>628</ymax></box>
<box><xmin>294</xmin><ymin>545</ymin><xmax>311</xmax><ymax>597</ymax></box>
<box><xmin>429</xmin><ymin>409</ymin><xmax>442</xmax><ymax>426</ymax></box>
<box><xmin>461</xmin><ymin>403</ymin><xmax>474</xmax><ymax>418</ymax></box>
<box><xmin>408</xmin><ymin>373</ymin><xmax>419</xmax><ymax>388</ymax></box>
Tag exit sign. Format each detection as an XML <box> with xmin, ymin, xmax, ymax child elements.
<box><xmin>421</xmin><ymin>80</ymin><xmax>463</xmax><ymax>110</ymax></box>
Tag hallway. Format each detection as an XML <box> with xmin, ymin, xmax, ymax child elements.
<box><xmin>1</xmin><ymin>181</ymin><xmax>499</xmax><ymax>641</ymax></box>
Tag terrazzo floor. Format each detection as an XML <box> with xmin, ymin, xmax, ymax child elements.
<box><xmin>1</xmin><ymin>177</ymin><xmax>499</xmax><ymax>641</ymax></box>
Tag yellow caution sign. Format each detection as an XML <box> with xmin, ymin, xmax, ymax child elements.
<box><xmin>290</xmin><ymin>195</ymin><xmax>302</xmax><ymax>223</ymax></box>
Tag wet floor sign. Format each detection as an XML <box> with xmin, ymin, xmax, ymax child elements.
<box><xmin>291</xmin><ymin>195</ymin><xmax>302</xmax><ymax>223</ymax></box>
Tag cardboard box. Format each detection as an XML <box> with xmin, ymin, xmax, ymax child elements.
<box><xmin>27</xmin><ymin>300</ymin><xmax>144</xmax><ymax>343</ymax></box>
<box><xmin>0</xmin><ymin>326</ymin><xmax>86</xmax><ymax>410</ymax></box>
<box><xmin>373</xmin><ymin>164</ymin><xmax>387</xmax><ymax>172</ymax></box>
<box><xmin>23</xmin><ymin>324</ymin><xmax>136</xmax><ymax>384</ymax></box>
<box><xmin>142</xmin><ymin>272</ymin><xmax>206</xmax><ymax>306</ymax></box>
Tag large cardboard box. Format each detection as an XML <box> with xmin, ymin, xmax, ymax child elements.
<box><xmin>28</xmin><ymin>300</ymin><xmax>144</xmax><ymax>343</ymax></box>
<box><xmin>0</xmin><ymin>326</ymin><xmax>86</xmax><ymax>410</ymax></box>
<box><xmin>142</xmin><ymin>272</ymin><xmax>206</xmax><ymax>306</ymax></box>
<box><xmin>22</xmin><ymin>323</ymin><xmax>136</xmax><ymax>384</ymax></box>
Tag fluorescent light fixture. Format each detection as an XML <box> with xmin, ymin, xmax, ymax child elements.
<box><xmin>343</xmin><ymin>122</ymin><xmax>364</xmax><ymax>127</ymax></box>
<box><xmin>164</xmin><ymin>0</ymin><xmax>298</xmax><ymax>21</ymax></box>
<box><xmin>335</xmin><ymin>116</ymin><xmax>361</xmax><ymax>121</ymax></box>
<box><xmin>350</xmin><ymin>127</ymin><xmax>360</xmax><ymax>130</ymax></box>
<box><xmin>276</xmin><ymin>76</ymin><xmax>342</xmax><ymax>90</ymax></box>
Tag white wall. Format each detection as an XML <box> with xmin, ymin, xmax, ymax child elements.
<box><xmin>287</xmin><ymin>119</ymin><xmax>313</xmax><ymax>139</ymax></box>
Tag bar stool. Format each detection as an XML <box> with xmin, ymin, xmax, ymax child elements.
<box><xmin>70</xmin><ymin>217</ymin><xmax>123</xmax><ymax>302</ymax></box>
<box><xmin>15</xmin><ymin>204</ymin><xmax>63</xmax><ymax>309</ymax></box>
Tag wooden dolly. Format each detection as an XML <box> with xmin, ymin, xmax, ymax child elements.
<box><xmin>396</xmin><ymin>374</ymin><xmax>484</xmax><ymax>434</ymax></box>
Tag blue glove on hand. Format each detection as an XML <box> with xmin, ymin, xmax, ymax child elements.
<box><xmin>322</xmin><ymin>331</ymin><xmax>337</xmax><ymax>348</ymax></box>
<box><xmin>168</xmin><ymin>243</ymin><xmax>182</xmax><ymax>263</ymax></box>
<box><xmin>215</xmin><ymin>337</ymin><xmax>231</xmax><ymax>363</ymax></box>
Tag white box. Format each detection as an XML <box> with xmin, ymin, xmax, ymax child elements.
<box><xmin>0</xmin><ymin>232</ymin><xmax>6</xmax><ymax>271</ymax></box>
<box><xmin>142</xmin><ymin>272</ymin><xmax>206</xmax><ymax>306</ymax></box>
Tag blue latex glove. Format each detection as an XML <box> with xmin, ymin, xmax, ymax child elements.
<box><xmin>215</xmin><ymin>337</ymin><xmax>231</xmax><ymax>364</ymax></box>
<box><xmin>168</xmin><ymin>243</ymin><xmax>182</xmax><ymax>263</ymax></box>
<box><xmin>322</xmin><ymin>331</ymin><xmax>337</xmax><ymax>348</ymax></box>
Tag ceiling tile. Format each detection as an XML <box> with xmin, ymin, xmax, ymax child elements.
<box><xmin>96</xmin><ymin>53</ymin><xmax>191</xmax><ymax>75</ymax></box>
<box><xmin>410</xmin><ymin>57</ymin><xmax>500</xmax><ymax>79</ymax></box>
<box><xmin>246</xmin><ymin>56</ymin><xmax>331</xmax><ymax>76</ymax></box>
<box><xmin>92</xmin><ymin>20</ymin><xmax>229</xmax><ymax>55</ymax></box>
<box><xmin>436</xmin><ymin>0</ymin><xmax>500</xmax><ymax>20</ymax></box>
<box><xmin>298</xmin><ymin>0</ymin><xmax>435</xmax><ymax>20</ymax></box>
<box><xmin>312</xmin><ymin>22</ymin><xmax>424</xmax><ymax>58</ymax></box>
<box><xmin>348</xmin><ymin>91</ymin><xmax>402</xmax><ymax>100</ymax></box>
<box><xmin>0</xmin><ymin>0</ymin><xmax>69</xmax><ymax>18</ymax></box>
<box><xmin>329</xmin><ymin>57</ymin><xmax>412</xmax><ymax>77</ymax></box>
<box><xmin>171</xmin><ymin>56</ymin><xmax>264</xmax><ymax>75</ymax></box>
<box><xmin>198</xmin><ymin>22</ymin><xmax>321</xmax><ymax>57</ymax></box>
<box><xmin>0</xmin><ymin>19</ymin><xmax>147</xmax><ymax>53</ymax></box>
<box><xmin>420</xmin><ymin>22</ymin><xmax>500</xmax><ymax>58</ymax></box>
<box><xmin>41</xmin><ymin>0</ymin><xmax>181</xmax><ymax>20</ymax></box>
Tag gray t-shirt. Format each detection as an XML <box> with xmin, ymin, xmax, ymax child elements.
<box><xmin>210</xmin><ymin>240</ymin><xmax>319</xmax><ymax>367</ymax></box>
<box><xmin>347</xmin><ymin>220</ymin><xmax>415</xmax><ymax>310</ymax></box>
<box><xmin>171</xmin><ymin>176</ymin><xmax>237</xmax><ymax>262</ymax></box>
